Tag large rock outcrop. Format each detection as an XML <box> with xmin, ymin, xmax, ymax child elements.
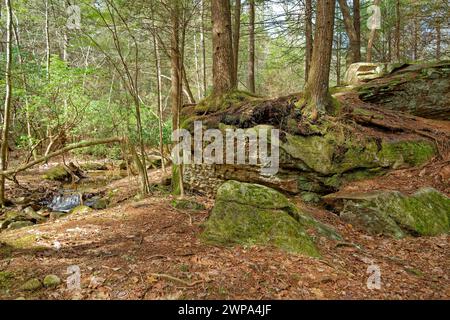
<box><xmin>181</xmin><ymin>90</ymin><xmax>442</xmax><ymax>196</ymax></box>
<box><xmin>357</xmin><ymin>61</ymin><xmax>450</xmax><ymax>120</ymax></box>
<box><xmin>201</xmin><ymin>181</ymin><xmax>341</xmax><ymax>256</ymax></box>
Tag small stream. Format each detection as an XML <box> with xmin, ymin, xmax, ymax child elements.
<box><xmin>44</xmin><ymin>170</ymin><xmax>127</xmax><ymax>213</ymax></box>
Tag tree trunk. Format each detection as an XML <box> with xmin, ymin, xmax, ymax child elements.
<box><xmin>45</xmin><ymin>0</ymin><xmax>50</xmax><ymax>80</ymax></box>
<box><xmin>0</xmin><ymin>0</ymin><xmax>13</xmax><ymax>205</ymax></box>
<box><xmin>232</xmin><ymin>0</ymin><xmax>241</xmax><ymax>87</ymax></box>
<box><xmin>338</xmin><ymin>0</ymin><xmax>361</xmax><ymax>66</ymax></box>
<box><xmin>211</xmin><ymin>0</ymin><xmax>234</xmax><ymax>95</ymax></box>
<box><xmin>436</xmin><ymin>21</ymin><xmax>441</xmax><ymax>61</ymax></box>
<box><xmin>152</xmin><ymin>21</ymin><xmax>166</xmax><ymax>174</ymax></box>
<box><xmin>353</xmin><ymin>0</ymin><xmax>361</xmax><ymax>61</ymax></box>
<box><xmin>182</xmin><ymin>65</ymin><xmax>196</xmax><ymax>104</ymax></box>
<box><xmin>171</xmin><ymin>6</ymin><xmax>181</xmax><ymax>131</ymax></box>
<box><xmin>304</xmin><ymin>0</ymin><xmax>336</xmax><ymax>120</ymax></box>
<box><xmin>200</xmin><ymin>0</ymin><xmax>207</xmax><ymax>96</ymax></box>
<box><xmin>304</xmin><ymin>0</ymin><xmax>313</xmax><ymax>82</ymax></box>
<box><xmin>366</xmin><ymin>0</ymin><xmax>381</xmax><ymax>63</ymax></box>
<box><xmin>336</xmin><ymin>32</ymin><xmax>342</xmax><ymax>86</ymax></box>
<box><xmin>12</xmin><ymin>15</ymin><xmax>37</xmax><ymax>161</ymax></box>
<box><xmin>248</xmin><ymin>0</ymin><xmax>256</xmax><ymax>93</ymax></box>
<box><xmin>194</xmin><ymin>33</ymin><xmax>202</xmax><ymax>100</ymax></box>
<box><xmin>395</xmin><ymin>0</ymin><xmax>401</xmax><ymax>61</ymax></box>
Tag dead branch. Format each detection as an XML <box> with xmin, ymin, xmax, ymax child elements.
<box><xmin>1</xmin><ymin>137</ymin><xmax>123</xmax><ymax>177</ymax></box>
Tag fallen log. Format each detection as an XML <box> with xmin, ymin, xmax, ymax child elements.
<box><xmin>1</xmin><ymin>137</ymin><xmax>123</xmax><ymax>177</ymax></box>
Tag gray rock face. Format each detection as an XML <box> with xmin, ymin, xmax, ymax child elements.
<box><xmin>358</xmin><ymin>61</ymin><xmax>450</xmax><ymax>120</ymax></box>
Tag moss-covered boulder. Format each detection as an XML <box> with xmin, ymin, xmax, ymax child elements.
<box><xmin>324</xmin><ymin>188</ymin><xmax>450</xmax><ymax>238</ymax></box>
<box><xmin>172</xmin><ymin>199</ymin><xmax>205</xmax><ymax>211</ymax></box>
<box><xmin>281</xmin><ymin>132</ymin><xmax>436</xmax><ymax>176</ymax></box>
<box><xmin>69</xmin><ymin>205</ymin><xmax>92</xmax><ymax>215</ymax></box>
<box><xmin>7</xmin><ymin>221</ymin><xmax>34</xmax><ymax>230</ymax></box>
<box><xmin>43</xmin><ymin>275</ymin><xmax>61</xmax><ymax>288</ymax></box>
<box><xmin>20</xmin><ymin>278</ymin><xmax>42</xmax><ymax>291</ymax></box>
<box><xmin>201</xmin><ymin>181</ymin><xmax>341</xmax><ymax>256</ymax></box>
<box><xmin>0</xmin><ymin>271</ymin><xmax>14</xmax><ymax>291</ymax></box>
<box><xmin>43</xmin><ymin>165</ymin><xmax>70</xmax><ymax>181</ymax></box>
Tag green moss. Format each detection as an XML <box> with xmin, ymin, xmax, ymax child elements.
<box><xmin>282</xmin><ymin>131</ymin><xmax>436</xmax><ymax>177</ymax></box>
<box><xmin>195</xmin><ymin>90</ymin><xmax>262</xmax><ymax>114</ymax></box>
<box><xmin>171</xmin><ymin>165</ymin><xmax>181</xmax><ymax>195</ymax></box>
<box><xmin>340</xmin><ymin>188</ymin><xmax>450</xmax><ymax>238</ymax></box>
<box><xmin>201</xmin><ymin>200</ymin><xmax>320</xmax><ymax>257</ymax></box>
<box><xmin>43</xmin><ymin>275</ymin><xmax>61</xmax><ymax>288</ymax></box>
<box><xmin>330</xmin><ymin>86</ymin><xmax>354</xmax><ymax>95</ymax></box>
<box><xmin>300</xmin><ymin>192</ymin><xmax>321</xmax><ymax>204</ymax></box>
<box><xmin>42</xmin><ymin>165</ymin><xmax>70</xmax><ymax>181</ymax></box>
<box><xmin>352</xmin><ymin>107</ymin><xmax>384</xmax><ymax>119</ymax></box>
<box><xmin>20</xmin><ymin>278</ymin><xmax>42</xmax><ymax>291</ymax></box>
<box><xmin>378</xmin><ymin>140</ymin><xmax>436</xmax><ymax>168</ymax></box>
<box><xmin>330</xmin><ymin>96</ymin><xmax>342</xmax><ymax>115</ymax></box>
<box><xmin>69</xmin><ymin>205</ymin><xmax>92</xmax><ymax>215</ymax></box>
<box><xmin>171</xmin><ymin>199</ymin><xmax>205</xmax><ymax>211</ymax></box>
<box><xmin>201</xmin><ymin>181</ymin><xmax>342</xmax><ymax>256</ymax></box>
<box><xmin>216</xmin><ymin>180</ymin><xmax>293</xmax><ymax>210</ymax></box>
<box><xmin>0</xmin><ymin>271</ymin><xmax>14</xmax><ymax>290</ymax></box>
<box><xmin>6</xmin><ymin>234</ymin><xmax>38</xmax><ymax>249</ymax></box>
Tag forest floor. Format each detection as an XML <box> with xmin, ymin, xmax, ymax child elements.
<box><xmin>0</xmin><ymin>167</ymin><xmax>448</xmax><ymax>300</ymax></box>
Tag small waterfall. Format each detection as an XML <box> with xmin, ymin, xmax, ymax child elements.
<box><xmin>48</xmin><ymin>193</ymin><xmax>82</xmax><ymax>213</ymax></box>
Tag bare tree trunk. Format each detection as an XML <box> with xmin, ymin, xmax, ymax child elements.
<box><xmin>338</xmin><ymin>0</ymin><xmax>361</xmax><ymax>66</ymax></box>
<box><xmin>353</xmin><ymin>0</ymin><xmax>361</xmax><ymax>60</ymax></box>
<box><xmin>170</xmin><ymin>3</ymin><xmax>185</xmax><ymax>196</ymax></box>
<box><xmin>304</xmin><ymin>0</ymin><xmax>336</xmax><ymax>120</ymax></box>
<box><xmin>336</xmin><ymin>31</ymin><xmax>342</xmax><ymax>86</ymax></box>
<box><xmin>248</xmin><ymin>0</ymin><xmax>256</xmax><ymax>93</ymax></box>
<box><xmin>200</xmin><ymin>0</ymin><xmax>207</xmax><ymax>96</ymax></box>
<box><xmin>395</xmin><ymin>0</ymin><xmax>401</xmax><ymax>61</ymax></box>
<box><xmin>45</xmin><ymin>0</ymin><xmax>50</xmax><ymax>80</ymax></box>
<box><xmin>63</xmin><ymin>31</ymin><xmax>69</xmax><ymax>62</ymax></box>
<box><xmin>1</xmin><ymin>0</ymin><xmax>13</xmax><ymax>205</ymax></box>
<box><xmin>171</xmin><ymin>7</ymin><xmax>181</xmax><ymax>131</ymax></box>
<box><xmin>82</xmin><ymin>46</ymin><xmax>91</xmax><ymax>90</ymax></box>
<box><xmin>366</xmin><ymin>0</ymin><xmax>381</xmax><ymax>63</ymax></box>
<box><xmin>182</xmin><ymin>65</ymin><xmax>196</xmax><ymax>104</ymax></box>
<box><xmin>387</xmin><ymin>28</ymin><xmax>392</xmax><ymax>62</ymax></box>
<box><xmin>211</xmin><ymin>0</ymin><xmax>234</xmax><ymax>95</ymax></box>
<box><xmin>152</xmin><ymin>22</ymin><xmax>166</xmax><ymax>174</ymax></box>
<box><xmin>412</xmin><ymin>5</ymin><xmax>418</xmax><ymax>61</ymax></box>
<box><xmin>232</xmin><ymin>0</ymin><xmax>241</xmax><ymax>87</ymax></box>
<box><xmin>193</xmin><ymin>33</ymin><xmax>202</xmax><ymax>100</ymax></box>
<box><xmin>436</xmin><ymin>21</ymin><xmax>441</xmax><ymax>61</ymax></box>
<box><xmin>12</xmin><ymin>14</ymin><xmax>37</xmax><ymax>160</ymax></box>
<box><xmin>305</xmin><ymin>0</ymin><xmax>313</xmax><ymax>82</ymax></box>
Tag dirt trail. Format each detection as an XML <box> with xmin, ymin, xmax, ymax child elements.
<box><xmin>0</xmin><ymin>169</ymin><xmax>448</xmax><ymax>300</ymax></box>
